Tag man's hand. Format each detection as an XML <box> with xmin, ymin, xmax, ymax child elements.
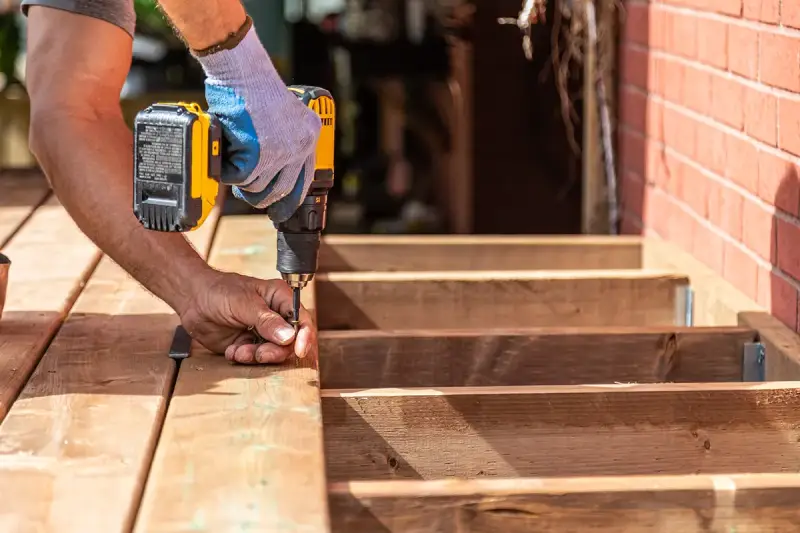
<box><xmin>179</xmin><ymin>271</ymin><xmax>318</xmax><ymax>364</ymax></box>
<box><xmin>154</xmin><ymin>3</ymin><xmax>322</xmax><ymax>223</ymax></box>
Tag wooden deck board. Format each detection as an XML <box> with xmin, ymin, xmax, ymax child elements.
<box><xmin>318</xmin><ymin>326</ymin><xmax>758</xmax><ymax>389</ymax></box>
<box><xmin>328</xmin><ymin>474</ymin><xmax>800</xmax><ymax>532</ymax></box>
<box><xmin>0</xmin><ymin>208</ymin><xmax>219</xmax><ymax>533</ymax></box>
<box><xmin>0</xmin><ymin>171</ymin><xmax>50</xmax><ymax>246</ymax></box>
<box><xmin>318</xmin><ymin>235</ymin><xmax>643</xmax><ymax>272</ymax></box>
<box><xmin>134</xmin><ymin>216</ymin><xmax>330</xmax><ymax>533</ymax></box>
<box><xmin>322</xmin><ymin>382</ymin><xmax>800</xmax><ymax>481</ymax></box>
<box><xmin>315</xmin><ymin>270</ymin><xmax>691</xmax><ymax>330</ymax></box>
<box><xmin>0</xmin><ymin>196</ymin><xmax>101</xmax><ymax>422</ymax></box>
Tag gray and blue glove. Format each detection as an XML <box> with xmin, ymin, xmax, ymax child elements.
<box><xmin>194</xmin><ymin>24</ymin><xmax>322</xmax><ymax>223</ymax></box>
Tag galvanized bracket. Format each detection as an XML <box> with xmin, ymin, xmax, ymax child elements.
<box><xmin>742</xmin><ymin>342</ymin><xmax>766</xmax><ymax>382</ymax></box>
<box><xmin>674</xmin><ymin>285</ymin><xmax>694</xmax><ymax>326</ymax></box>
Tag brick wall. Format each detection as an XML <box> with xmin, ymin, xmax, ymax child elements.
<box><xmin>618</xmin><ymin>0</ymin><xmax>800</xmax><ymax>329</ymax></box>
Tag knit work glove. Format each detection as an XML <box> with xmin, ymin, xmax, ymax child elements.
<box><xmin>194</xmin><ymin>24</ymin><xmax>322</xmax><ymax>222</ymax></box>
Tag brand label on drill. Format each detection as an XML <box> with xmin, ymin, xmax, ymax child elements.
<box><xmin>136</xmin><ymin>125</ymin><xmax>185</xmax><ymax>184</ymax></box>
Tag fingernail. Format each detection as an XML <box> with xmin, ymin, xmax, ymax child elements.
<box><xmin>276</xmin><ymin>327</ymin><xmax>295</xmax><ymax>343</ymax></box>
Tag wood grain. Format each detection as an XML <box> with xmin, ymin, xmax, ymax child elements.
<box><xmin>319</xmin><ymin>235</ymin><xmax>643</xmax><ymax>272</ymax></box>
<box><xmin>328</xmin><ymin>474</ymin><xmax>800</xmax><ymax>532</ymax></box>
<box><xmin>0</xmin><ymin>197</ymin><xmax>101</xmax><ymax>422</ymax></box>
<box><xmin>0</xmin><ymin>208</ymin><xmax>218</xmax><ymax>533</ymax></box>
<box><xmin>321</xmin><ymin>382</ymin><xmax>800</xmax><ymax>481</ymax></box>
<box><xmin>319</xmin><ymin>326</ymin><xmax>758</xmax><ymax>389</ymax></box>
<box><xmin>0</xmin><ymin>170</ymin><xmax>50</xmax><ymax>246</ymax></box>
<box><xmin>134</xmin><ymin>216</ymin><xmax>331</xmax><ymax>533</ymax></box>
<box><xmin>315</xmin><ymin>270</ymin><xmax>690</xmax><ymax>330</ymax></box>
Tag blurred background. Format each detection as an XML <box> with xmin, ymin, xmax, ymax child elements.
<box><xmin>0</xmin><ymin>0</ymin><xmax>616</xmax><ymax>236</ymax></box>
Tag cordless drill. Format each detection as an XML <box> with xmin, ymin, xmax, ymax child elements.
<box><xmin>132</xmin><ymin>85</ymin><xmax>335</xmax><ymax>330</ymax></box>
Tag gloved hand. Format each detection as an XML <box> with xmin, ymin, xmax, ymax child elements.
<box><xmin>194</xmin><ymin>22</ymin><xmax>322</xmax><ymax>223</ymax></box>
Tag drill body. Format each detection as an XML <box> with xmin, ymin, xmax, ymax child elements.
<box><xmin>132</xmin><ymin>86</ymin><xmax>335</xmax><ymax>323</ymax></box>
<box><xmin>276</xmin><ymin>86</ymin><xmax>336</xmax><ymax>298</ymax></box>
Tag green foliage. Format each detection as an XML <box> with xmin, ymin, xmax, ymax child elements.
<box><xmin>134</xmin><ymin>0</ymin><xmax>172</xmax><ymax>34</ymax></box>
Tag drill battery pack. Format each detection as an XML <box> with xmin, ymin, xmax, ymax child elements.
<box><xmin>133</xmin><ymin>102</ymin><xmax>221</xmax><ymax>232</ymax></box>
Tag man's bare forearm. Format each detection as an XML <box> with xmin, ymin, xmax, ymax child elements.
<box><xmin>29</xmin><ymin>109</ymin><xmax>214</xmax><ymax>315</ymax></box>
<box><xmin>155</xmin><ymin>0</ymin><xmax>247</xmax><ymax>51</ymax></box>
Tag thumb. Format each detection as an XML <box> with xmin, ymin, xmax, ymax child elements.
<box><xmin>242</xmin><ymin>300</ymin><xmax>297</xmax><ymax>347</ymax></box>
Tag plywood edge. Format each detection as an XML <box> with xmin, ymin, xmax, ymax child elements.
<box><xmin>321</xmin><ymin>381</ymin><xmax>800</xmax><ymax>398</ymax></box>
<box><xmin>317</xmin><ymin>269</ymin><xmax>690</xmax><ymax>283</ymax></box>
<box><xmin>643</xmin><ymin>237</ymin><xmax>800</xmax><ymax>381</ymax></box>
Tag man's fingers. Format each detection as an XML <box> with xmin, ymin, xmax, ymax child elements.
<box><xmin>225</xmin><ymin>331</ymin><xmax>255</xmax><ymax>361</ymax></box>
<box><xmin>255</xmin><ymin>343</ymin><xmax>293</xmax><ymax>364</ymax></box>
<box><xmin>251</xmin><ymin>306</ymin><xmax>296</xmax><ymax>347</ymax></box>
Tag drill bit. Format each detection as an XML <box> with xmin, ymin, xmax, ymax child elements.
<box><xmin>291</xmin><ymin>287</ymin><xmax>301</xmax><ymax>331</ymax></box>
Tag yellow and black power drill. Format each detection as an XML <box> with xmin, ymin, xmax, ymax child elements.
<box><xmin>132</xmin><ymin>85</ymin><xmax>335</xmax><ymax>330</ymax></box>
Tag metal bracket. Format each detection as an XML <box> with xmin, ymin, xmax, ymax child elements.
<box><xmin>742</xmin><ymin>342</ymin><xmax>766</xmax><ymax>382</ymax></box>
<box><xmin>674</xmin><ymin>285</ymin><xmax>694</xmax><ymax>326</ymax></box>
<box><xmin>169</xmin><ymin>325</ymin><xmax>192</xmax><ymax>361</ymax></box>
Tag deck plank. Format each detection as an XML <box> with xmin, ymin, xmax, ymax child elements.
<box><xmin>134</xmin><ymin>216</ymin><xmax>330</xmax><ymax>533</ymax></box>
<box><xmin>0</xmin><ymin>171</ymin><xmax>50</xmax><ymax>246</ymax></box>
<box><xmin>0</xmin><ymin>196</ymin><xmax>101</xmax><ymax>422</ymax></box>
<box><xmin>0</xmin><ymin>208</ymin><xmax>219</xmax><ymax>533</ymax></box>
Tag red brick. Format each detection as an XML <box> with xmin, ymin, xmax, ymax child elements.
<box><xmin>646</xmin><ymin>140</ymin><xmax>669</xmax><ymax>188</ymax></box>
<box><xmin>622</xmin><ymin>171</ymin><xmax>646</xmax><ymax>218</ymax></box>
<box><xmin>663</xmin><ymin>106</ymin><xmax>697</xmax><ymax>160</ymax></box>
<box><xmin>757</xmin><ymin>268</ymin><xmax>799</xmax><ymax>329</ymax></box>
<box><xmin>679</xmin><ymin>163</ymin><xmax>710</xmax><ymax>216</ymax></box>
<box><xmin>620</xmin><ymin>128</ymin><xmax>647</xmax><ymax>177</ymax></box>
<box><xmin>621</xmin><ymin>45</ymin><xmax>649</xmax><ymax>89</ymax></box>
<box><xmin>646</xmin><ymin>98</ymin><xmax>664</xmax><ymax>141</ymax></box>
<box><xmin>649</xmin><ymin>5</ymin><xmax>667</xmax><ymax>50</ymax></box>
<box><xmin>760</xmin><ymin>30</ymin><xmax>800</xmax><ymax>92</ymax></box>
<box><xmin>725</xmin><ymin>135</ymin><xmax>760</xmax><ymax>194</ymax></box>
<box><xmin>621</xmin><ymin>213</ymin><xmax>644</xmax><ymax>235</ymax></box>
<box><xmin>758</xmin><ymin>150</ymin><xmax>800</xmax><ymax>215</ymax></box>
<box><xmin>742</xmin><ymin>197</ymin><xmax>776</xmax><ymax>261</ymax></box>
<box><xmin>709</xmin><ymin>0</ymin><xmax>743</xmax><ymax>16</ymax></box>
<box><xmin>621</xmin><ymin>86</ymin><xmax>647</xmax><ymax>132</ymax></box>
<box><xmin>728</xmin><ymin>24</ymin><xmax>759</xmax><ymax>79</ymax></box>
<box><xmin>723</xmin><ymin>242</ymin><xmax>759</xmax><ymax>300</ymax></box>
<box><xmin>669</xmin><ymin>11</ymin><xmax>698</xmax><ymax>59</ymax></box>
<box><xmin>710</xmin><ymin>73</ymin><xmax>744</xmax><ymax>130</ymax></box>
<box><xmin>744</xmin><ymin>0</ymin><xmax>779</xmax><ymax>23</ymax></box>
<box><xmin>778</xmin><ymin>96</ymin><xmax>800</xmax><ymax>157</ymax></box>
<box><xmin>682</xmin><ymin>65</ymin><xmax>712</xmax><ymax>115</ymax></box>
<box><xmin>708</xmin><ymin>180</ymin><xmax>744</xmax><ymax>240</ymax></box>
<box><xmin>660</xmin><ymin>58</ymin><xmax>685</xmax><ymax>104</ymax></box>
<box><xmin>695</xmin><ymin>121</ymin><xmax>727</xmax><ymax>176</ymax></box>
<box><xmin>776</xmin><ymin>217</ymin><xmax>800</xmax><ymax>280</ymax></box>
<box><xmin>744</xmin><ymin>85</ymin><xmax>777</xmax><ymax>146</ymax></box>
<box><xmin>696</xmin><ymin>18</ymin><xmax>728</xmax><ymax>70</ymax></box>
<box><xmin>783</xmin><ymin>0</ymin><xmax>800</xmax><ymax>29</ymax></box>
<box><xmin>624</xmin><ymin>3</ymin><xmax>650</xmax><ymax>46</ymax></box>
<box><xmin>692</xmin><ymin>219</ymin><xmax>726</xmax><ymax>273</ymax></box>
<box><xmin>648</xmin><ymin>55</ymin><xmax>663</xmax><ymax>95</ymax></box>
<box><xmin>645</xmin><ymin>187</ymin><xmax>673</xmax><ymax>237</ymax></box>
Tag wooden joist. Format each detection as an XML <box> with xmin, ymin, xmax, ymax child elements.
<box><xmin>319</xmin><ymin>326</ymin><xmax>759</xmax><ymax>388</ymax></box>
<box><xmin>318</xmin><ymin>234</ymin><xmax>643</xmax><ymax>272</ymax></box>
<box><xmin>315</xmin><ymin>270</ymin><xmax>691</xmax><ymax>330</ymax></box>
<box><xmin>328</xmin><ymin>474</ymin><xmax>800</xmax><ymax>532</ymax></box>
<box><xmin>321</xmin><ymin>383</ymin><xmax>800</xmax><ymax>481</ymax></box>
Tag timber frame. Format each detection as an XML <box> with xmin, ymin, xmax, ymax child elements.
<box><xmin>2</xmin><ymin>169</ymin><xmax>800</xmax><ymax>532</ymax></box>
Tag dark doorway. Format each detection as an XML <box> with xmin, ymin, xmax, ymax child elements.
<box><xmin>470</xmin><ymin>0</ymin><xmax>583</xmax><ymax>234</ymax></box>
